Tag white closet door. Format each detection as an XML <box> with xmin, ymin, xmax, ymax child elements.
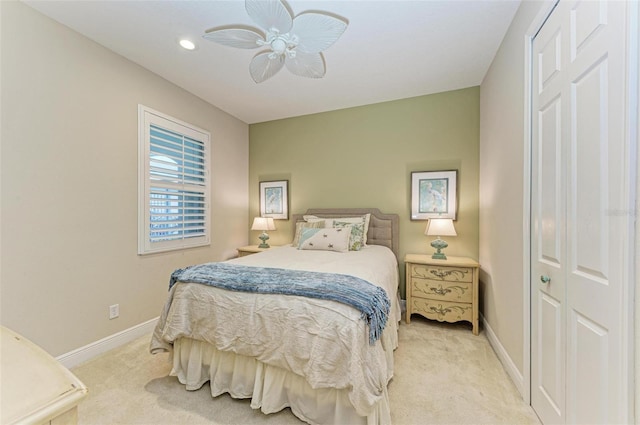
<box><xmin>531</xmin><ymin>3</ymin><xmax>567</xmax><ymax>422</ymax></box>
<box><xmin>531</xmin><ymin>1</ymin><xmax>633</xmax><ymax>424</ymax></box>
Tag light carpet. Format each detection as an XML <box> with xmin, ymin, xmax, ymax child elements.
<box><xmin>71</xmin><ymin>318</ymin><xmax>540</xmax><ymax>424</ymax></box>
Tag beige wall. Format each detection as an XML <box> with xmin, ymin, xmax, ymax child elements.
<box><xmin>479</xmin><ymin>0</ymin><xmax>546</xmax><ymax>376</ymax></box>
<box><xmin>0</xmin><ymin>2</ymin><xmax>249</xmax><ymax>356</ymax></box>
<box><xmin>636</xmin><ymin>3</ymin><xmax>640</xmax><ymax>414</ymax></box>
<box><xmin>249</xmin><ymin>87</ymin><xmax>480</xmax><ymax>298</ymax></box>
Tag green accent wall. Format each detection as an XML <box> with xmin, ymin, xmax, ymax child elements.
<box><xmin>249</xmin><ymin>86</ymin><xmax>479</xmax><ymax>298</ymax></box>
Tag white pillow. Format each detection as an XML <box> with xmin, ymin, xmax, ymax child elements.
<box><xmin>297</xmin><ymin>227</ymin><xmax>351</xmax><ymax>252</ymax></box>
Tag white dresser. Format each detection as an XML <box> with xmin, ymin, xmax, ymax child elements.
<box><xmin>0</xmin><ymin>326</ymin><xmax>87</xmax><ymax>425</ymax></box>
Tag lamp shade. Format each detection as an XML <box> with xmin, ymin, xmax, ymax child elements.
<box><xmin>251</xmin><ymin>217</ymin><xmax>276</xmax><ymax>231</ymax></box>
<box><xmin>425</xmin><ymin>218</ymin><xmax>457</xmax><ymax>237</ymax></box>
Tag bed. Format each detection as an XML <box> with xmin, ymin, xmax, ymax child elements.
<box><xmin>150</xmin><ymin>208</ymin><xmax>400</xmax><ymax>424</ymax></box>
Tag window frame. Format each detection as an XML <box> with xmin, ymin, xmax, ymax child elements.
<box><xmin>137</xmin><ymin>105</ymin><xmax>211</xmax><ymax>254</ymax></box>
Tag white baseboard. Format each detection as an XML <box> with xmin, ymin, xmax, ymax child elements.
<box><xmin>56</xmin><ymin>317</ymin><xmax>158</xmax><ymax>369</ymax></box>
<box><xmin>481</xmin><ymin>313</ymin><xmax>525</xmax><ymax>397</ymax></box>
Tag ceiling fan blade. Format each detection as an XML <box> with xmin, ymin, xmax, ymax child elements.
<box><xmin>291</xmin><ymin>13</ymin><xmax>348</xmax><ymax>54</ymax></box>
<box><xmin>245</xmin><ymin>0</ymin><xmax>292</xmax><ymax>34</ymax></box>
<box><xmin>203</xmin><ymin>28</ymin><xmax>264</xmax><ymax>49</ymax></box>
<box><xmin>285</xmin><ymin>52</ymin><xmax>326</xmax><ymax>79</ymax></box>
<box><xmin>250</xmin><ymin>51</ymin><xmax>285</xmax><ymax>83</ymax></box>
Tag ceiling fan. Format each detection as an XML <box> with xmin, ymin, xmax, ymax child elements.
<box><xmin>203</xmin><ymin>0</ymin><xmax>348</xmax><ymax>83</ymax></box>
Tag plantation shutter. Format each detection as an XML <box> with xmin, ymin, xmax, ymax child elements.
<box><xmin>138</xmin><ymin>106</ymin><xmax>210</xmax><ymax>254</ymax></box>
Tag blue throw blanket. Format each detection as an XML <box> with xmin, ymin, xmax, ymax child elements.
<box><xmin>170</xmin><ymin>263</ymin><xmax>390</xmax><ymax>345</ymax></box>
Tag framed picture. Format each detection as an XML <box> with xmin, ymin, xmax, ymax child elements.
<box><xmin>259</xmin><ymin>180</ymin><xmax>288</xmax><ymax>220</ymax></box>
<box><xmin>411</xmin><ymin>170</ymin><xmax>457</xmax><ymax>220</ymax></box>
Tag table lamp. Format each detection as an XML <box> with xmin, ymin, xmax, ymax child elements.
<box><xmin>251</xmin><ymin>217</ymin><xmax>276</xmax><ymax>248</ymax></box>
<box><xmin>425</xmin><ymin>218</ymin><xmax>457</xmax><ymax>260</ymax></box>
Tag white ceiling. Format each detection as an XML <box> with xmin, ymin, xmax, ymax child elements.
<box><xmin>24</xmin><ymin>0</ymin><xmax>520</xmax><ymax>124</ymax></box>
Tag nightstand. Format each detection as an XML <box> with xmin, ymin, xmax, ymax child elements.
<box><xmin>237</xmin><ymin>245</ymin><xmax>271</xmax><ymax>257</ymax></box>
<box><xmin>405</xmin><ymin>254</ymin><xmax>480</xmax><ymax>335</ymax></box>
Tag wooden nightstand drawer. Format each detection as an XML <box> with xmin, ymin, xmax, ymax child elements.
<box><xmin>410</xmin><ymin>277</ymin><xmax>472</xmax><ymax>303</ymax></box>
<box><xmin>410</xmin><ymin>264</ymin><xmax>473</xmax><ymax>283</ymax></box>
<box><xmin>411</xmin><ymin>298</ymin><xmax>473</xmax><ymax>323</ymax></box>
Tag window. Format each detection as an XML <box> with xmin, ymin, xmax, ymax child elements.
<box><xmin>138</xmin><ymin>105</ymin><xmax>210</xmax><ymax>254</ymax></box>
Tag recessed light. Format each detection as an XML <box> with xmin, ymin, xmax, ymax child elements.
<box><xmin>179</xmin><ymin>39</ymin><xmax>196</xmax><ymax>50</ymax></box>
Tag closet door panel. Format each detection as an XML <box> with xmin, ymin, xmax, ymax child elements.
<box><xmin>531</xmin><ymin>1</ymin><xmax>633</xmax><ymax>423</ymax></box>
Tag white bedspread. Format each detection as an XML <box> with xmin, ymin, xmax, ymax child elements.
<box><xmin>150</xmin><ymin>245</ymin><xmax>400</xmax><ymax>416</ymax></box>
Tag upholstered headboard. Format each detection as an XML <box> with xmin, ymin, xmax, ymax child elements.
<box><xmin>291</xmin><ymin>208</ymin><xmax>400</xmax><ymax>260</ymax></box>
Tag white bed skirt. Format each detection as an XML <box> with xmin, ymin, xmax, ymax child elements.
<box><xmin>171</xmin><ymin>337</ymin><xmax>391</xmax><ymax>425</ymax></box>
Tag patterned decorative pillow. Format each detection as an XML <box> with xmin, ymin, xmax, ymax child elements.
<box><xmin>303</xmin><ymin>215</ymin><xmax>325</xmax><ymax>223</ymax></box>
<box><xmin>297</xmin><ymin>227</ymin><xmax>351</xmax><ymax>252</ymax></box>
<box><xmin>304</xmin><ymin>214</ymin><xmax>371</xmax><ymax>245</ymax></box>
<box><xmin>334</xmin><ymin>221</ymin><xmax>365</xmax><ymax>251</ymax></box>
<box><xmin>291</xmin><ymin>220</ymin><xmax>325</xmax><ymax>246</ymax></box>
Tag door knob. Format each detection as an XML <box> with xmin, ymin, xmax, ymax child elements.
<box><xmin>540</xmin><ymin>275</ymin><xmax>551</xmax><ymax>284</ymax></box>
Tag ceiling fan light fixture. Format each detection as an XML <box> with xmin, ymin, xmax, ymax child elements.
<box><xmin>270</xmin><ymin>38</ymin><xmax>287</xmax><ymax>55</ymax></box>
<box><xmin>179</xmin><ymin>39</ymin><xmax>196</xmax><ymax>50</ymax></box>
<box><xmin>203</xmin><ymin>0</ymin><xmax>347</xmax><ymax>83</ymax></box>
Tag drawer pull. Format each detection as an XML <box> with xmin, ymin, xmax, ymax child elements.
<box><xmin>540</xmin><ymin>275</ymin><xmax>551</xmax><ymax>284</ymax></box>
<box><xmin>429</xmin><ymin>269</ymin><xmax>468</xmax><ymax>281</ymax></box>
<box><xmin>429</xmin><ymin>304</ymin><xmax>471</xmax><ymax>319</ymax></box>
<box><xmin>429</xmin><ymin>285</ymin><xmax>467</xmax><ymax>297</ymax></box>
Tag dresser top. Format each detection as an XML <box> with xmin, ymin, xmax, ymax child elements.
<box><xmin>1</xmin><ymin>326</ymin><xmax>87</xmax><ymax>424</ymax></box>
<box><xmin>404</xmin><ymin>254</ymin><xmax>480</xmax><ymax>268</ymax></box>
